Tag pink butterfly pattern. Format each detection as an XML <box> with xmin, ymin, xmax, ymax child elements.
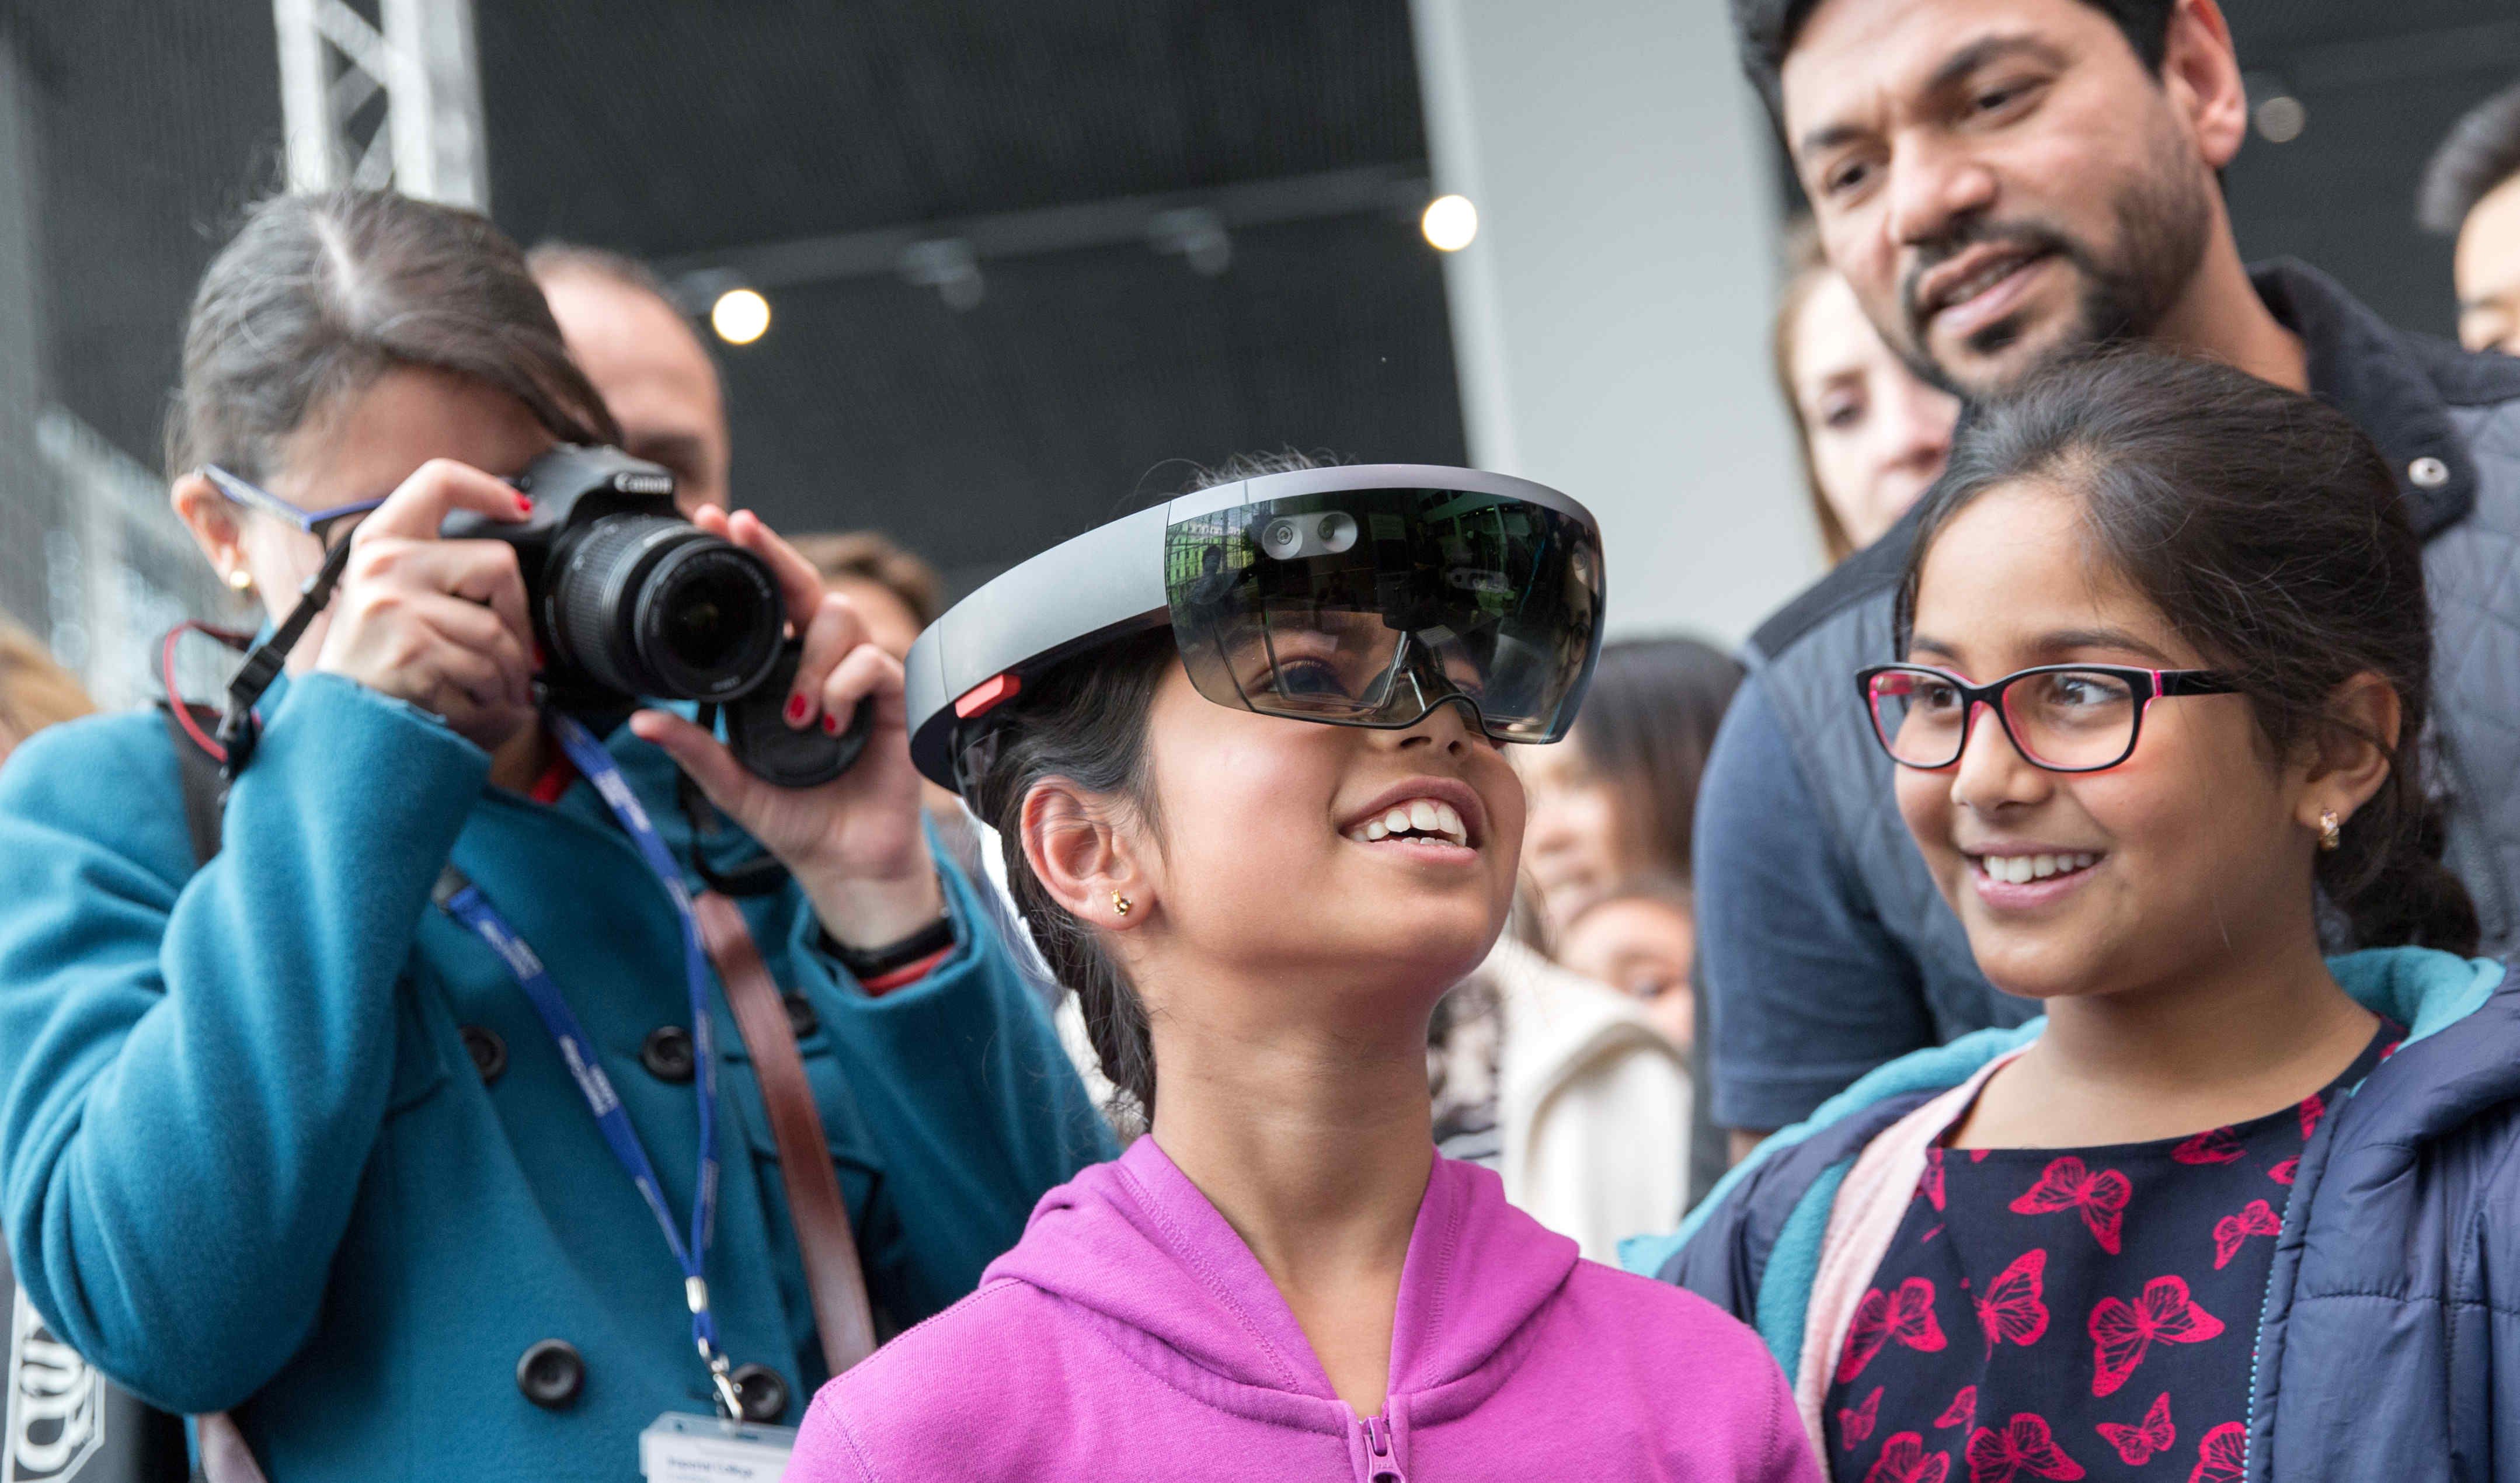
<box><xmin>1842</xmin><ymin>1385</ymin><xmax>1883</xmax><ymax>1446</ymax></box>
<box><xmin>2008</xmin><ymin>1158</ymin><xmax>2132</xmax><ymax>1254</ymax></box>
<box><xmin>2170</xmin><ymin>1127</ymin><xmax>2245</xmax><ymax>1165</ymax></box>
<box><xmin>2096</xmin><ymin>1392</ymin><xmax>2175</xmax><ymax>1466</ymax></box>
<box><xmin>2089</xmin><ymin>1277</ymin><xmax>2225</xmax><ymax>1397</ymax></box>
<box><xmin>1936</xmin><ymin>1386</ymin><xmax>1979</xmax><ymax>1430</ymax></box>
<box><xmin>2211</xmin><ymin>1200</ymin><xmax>2281</xmax><ymax>1270</ymax></box>
<box><xmin>1973</xmin><ymin>1249</ymin><xmax>2049</xmax><ymax>1354</ymax></box>
<box><xmin>1820</xmin><ymin>1026</ymin><xmax>2394</xmax><ymax>1483</ymax></box>
<box><xmin>1867</xmin><ymin>1433</ymin><xmax>1953</xmax><ymax>1483</ymax></box>
<box><xmin>2188</xmin><ymin>1422</ymin><xmax>2247</xmax><ymax>1483</ymax></box>
<box><xmin>1965</xmin><ymin>1414</ymin><xmax>2086</xmax><ymax>1483</ymax></box>
<box><xmin>1840</xmin><ymin>1277</ymin><xmax>1950</xmax><ymax>1383</ymax></box>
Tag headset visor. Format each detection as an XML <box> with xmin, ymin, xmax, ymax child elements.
<box><xmin>1164</xmin><ymin>486</ymin><xmax>1602</xmax><ymax>743</ymax></box>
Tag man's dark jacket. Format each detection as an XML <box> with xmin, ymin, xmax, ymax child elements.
<box><xmin>1700</xmin><ymin>260</ymin><xmax>2520</xmax><ymax>1130</ymax></box>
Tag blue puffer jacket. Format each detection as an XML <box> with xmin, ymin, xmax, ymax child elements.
<box><xmin>0</xmin><ymin>672</ymin><xmax>1116</xmax><ymax>1481</ymax></box>
<box><xmin>1626</xmin><ymin>948</ymin><xmax>2520</xmax><ymax>1483</ymax></box>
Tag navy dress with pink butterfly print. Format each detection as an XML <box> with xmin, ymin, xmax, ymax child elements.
<box><xmin>1821</xmin><ymin>1026</ymin><xmax>2397</xmax><ymax>1483</ymax></box>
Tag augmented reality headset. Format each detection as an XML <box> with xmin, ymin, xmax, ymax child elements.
<box><xmin>904</xmin><ymin>464</ymin><xmax>1607</xmax><ymax>795</ymax></box>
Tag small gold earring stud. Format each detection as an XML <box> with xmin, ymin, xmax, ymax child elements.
<box><xmin>2319</xmin><ymin>809</ymin><xmax>2342</xmax><ymax>852</ymax></box>
<box><xmin>227</xmin><ymin>568</ymin><xmax>254</xmax><ymax>592</ymax></box>
<box><xmin>1111</xmin><ymin>892</ymin><xmax>1133</xmax><ymax>917</ymax></box>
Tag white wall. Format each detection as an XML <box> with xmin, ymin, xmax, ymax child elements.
<box><xmin>1411</xmin><ymin>0</ymin><xmax>1818</xmax><ymax>647</ymax></box>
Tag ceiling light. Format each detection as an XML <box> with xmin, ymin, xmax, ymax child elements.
<box><xmin>1422</xmin><ymin>194</ymin><xmax>1478</xmax><ymax>252</ymax></box>
<box><xmin>710</xmin><ymin>288</ymin><xmax>771</xmax><ymax>345</ymax></box>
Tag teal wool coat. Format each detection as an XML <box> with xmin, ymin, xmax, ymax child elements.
<box><xmin>0</xmin><ymin>672</ymin><xmax>1115</xmax><ymax>1480</ymax></box>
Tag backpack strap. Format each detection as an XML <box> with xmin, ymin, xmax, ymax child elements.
<box><xmin>157</xmin><ymin>701</ymin><xmax>225</xmax><ymax>868</ymax></box>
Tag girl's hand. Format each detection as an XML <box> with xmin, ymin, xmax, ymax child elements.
<box><xmin>313</xmin><ymin>459</ymin><xmax>537</xmax><ymax>753</ymax></box>
<box><xmin>628</xmin><ymin>507</ymin><xmax>943</xmax><ymax>948</ymax></box>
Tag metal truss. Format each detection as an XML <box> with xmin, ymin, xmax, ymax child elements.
<box><xmin>272</xmin><ymin>0</ymin><xmax>487</xmax><ymax>208</ymax></box>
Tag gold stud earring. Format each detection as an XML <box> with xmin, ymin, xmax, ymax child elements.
<box><xmin>1111</xmin><ymin>891</ymin><xmax>1133</xmax><ymax>917</ymax></box>
<box><xmin>2319</xmin><ymin>809</ymin><xmax>2342</xmax><ymax>852</ymax></box>
<box><xmin>227</xmin><ymin>568</ymin><xmax>254</xmax><ymax>592</ymax></box>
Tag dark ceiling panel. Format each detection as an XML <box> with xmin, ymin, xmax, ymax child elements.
<box><xmin>711</xmin><ymin>211</ymin><xmax>1463</xmax><ymax>584</ymax></box>
<box><xmin>12</xmin><ymin>0</ymin><xmax>279</xmax><ymax>466</ymax></box>
<box><xmin>476</xmin><ymin>1</ymin><xmax>1430</xmax><ymax>256</ymax></box>
<box><xmin>2222</xmin><ymin>0</ymin><xmax>2520</xmax><ymax>339</ymax></box>
<box><xmin>475</xmin><ymin>0</ymin><xmax>1456</xmax><ymax>584</ymax></box>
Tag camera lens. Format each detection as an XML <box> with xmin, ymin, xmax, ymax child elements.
<box><xmin>548</xmin><ymin>516</ymin><xmax>782</xmax><ymax>701</ymax></box>
<box><xmin>1261</xmin><ymin>518</ymin><xmax>1301</xmax><ymax>559</ymax></box>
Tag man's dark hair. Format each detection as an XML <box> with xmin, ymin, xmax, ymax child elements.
<box><xmin>2417</xmin><ymin>79</ymin><xmax>2520</xmax><ymax>236</ymax></box>
<box><xmin>1732</xmin><ymin>0</ymin><xmax>2177</xmax><ymax>128</ymax></box>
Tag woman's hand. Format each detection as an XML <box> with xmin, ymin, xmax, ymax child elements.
<box><xmin>312</xmin><ymin>459</ymin><xmax>537</xmax><ymax>753</ymax></box>
<box><xmin>628</xmin><ymin>507</ymin><xmax>944</xmax><ymax>949</ymax></box>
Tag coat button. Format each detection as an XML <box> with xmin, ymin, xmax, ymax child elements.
<box><xmin>641</xmin><ymin>1026</ymin><xmax>696</xmax><ymax>1084</ymax></box>
<box><xmin>516</xmin><ymin>1339</ymin><xmax>584</xmax><ymax>1409</ymax></box>
<box><xmin>782</xmin><ymin>993</ymin><xmax>819</xmax><ymax>1040</ymax></box>
<box><xmin>729</xmin><ymin>1362</ymin><xmax>788</xmax><ymax>1422</ymax></box>
<box><xmin>2409</xmin><ymin>455</ymin><xmax>2450</xmax><ymax>489</ymax></box>
<box><xmin>461</xmin><ymin>1025</ymin><xmax>507</xmax><ymax>1084</ymax></box>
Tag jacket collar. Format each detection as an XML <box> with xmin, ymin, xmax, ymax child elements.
<box><xmin>2251</xmin><ymin>259</ymin><xmax>2480</xmax><ymax>538</ymax></box>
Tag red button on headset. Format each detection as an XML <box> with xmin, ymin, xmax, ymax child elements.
<box><xmin>953</xmin><ymin>672</ymin><xmax>1022</xmax><ymax>719</ymax></box>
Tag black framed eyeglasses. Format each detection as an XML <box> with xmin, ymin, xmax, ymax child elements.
<box><xmin>1856</xmin><ymin>663</ymin><xmax>2240</xmax><ymax>774</ymax></box>
<box><xmin>200</xmin><ymin>465</ymin><xmax>388</xmax><ymax>551</ymax></box>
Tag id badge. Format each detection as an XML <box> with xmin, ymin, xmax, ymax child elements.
<box><xmin>639</xmin><ymin>1411</ymin><xmax>797</xmax><ymax>1481</ymax></box>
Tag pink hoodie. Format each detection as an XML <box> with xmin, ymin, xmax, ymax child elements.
<box><xmin>789</xmin><ymin>1137</ymin><xmax>1819</xmax><ymax>1481</ymax></box>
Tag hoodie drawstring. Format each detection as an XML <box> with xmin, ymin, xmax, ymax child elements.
<box><xmin>1355</xmin><ymin>1413</ymin><xmax>1406</xmax><ymax>1482</ymax></box>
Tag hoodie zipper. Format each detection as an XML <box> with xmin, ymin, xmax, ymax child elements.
<box><xmin>1353</xmin><ymin>1413</ymin><xmax>1405</xmax><ymax>1483</ymax></box>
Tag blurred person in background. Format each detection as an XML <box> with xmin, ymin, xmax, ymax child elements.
<box><xmin>1773</xmin><ymin>222</ymin><xmax>1962</xmax><ymax>562</ymax></box>
<box><xmin>0</xmin><ymin>617</ymin><xmax>95</xmax><ymax>760</ymax></box>
<box><xmin>789</xmin><ymin>531</ymin><xmax>944</xmax><ymax>661</ymax></box>
<box><xmin>1424</xmin><ymin>636</ymin><xmax>1741</xmax><ymax>1255</ymax></box>
<box><xmin>0</xmin><ymin>190</ymin><xmax>1106</xmax><ymax>1481</ymax></box>
<box><xmin>1697</xmin><ymin>0</ymin><xmax>2520</xmax><ymax>1155</ymax></box>
<box><xmin>530</xmin><ymin>242</ymin><xmax>732</xmax><ymax>514</ymax></box>
<box><xmin>1520</xmin><ymin>636</ymin><xmax>1743</xmax><ymax>941</ymax></box>
<box><xmin>2418</xmin><ymin>78</ymin><xmax>2520</xmax><ymax>357</ymax></box>
<box><xmin>1552</xmin><ymin>875</ymin><xmax>1697</xmax><ymax>1050</ymax></box>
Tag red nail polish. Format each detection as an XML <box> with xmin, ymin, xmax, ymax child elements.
<box><xmin>785</xmin><ymin>694</ymin><xmax>809</xmax><ymax>725</ymax></box>
<box><xmin>820</xmin><ymin>711</ymin><xmax>842</xmax><ymax>735</ymax></box>
<box><xmin>515</xmin><ymin>495</ymin><xmax>534</xmax><ymax>515</ymax></box>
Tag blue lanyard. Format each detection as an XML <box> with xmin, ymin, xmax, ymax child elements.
<box><xmin>432</xmin><ymin>711</ymin><xmax>742</xmax><ymax>1419</ymax></box>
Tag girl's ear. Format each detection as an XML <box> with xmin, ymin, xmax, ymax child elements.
<box><xmin>2299</xmin><ymin>670</ymin><xmax>2401</xmax><ymax>834</ymax></box>
<box><xmin>1021</xmin><ymin>778</ymin><xmax>1153</xmax><ymax>932</ymax></box>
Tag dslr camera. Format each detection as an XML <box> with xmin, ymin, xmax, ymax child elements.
<box><xmin>441</xmin><ymin>445</ymin><xmax>866</xmax><ymax>786</ymax></box>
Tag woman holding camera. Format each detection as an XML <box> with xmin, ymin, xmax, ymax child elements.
<box><xmin>0</xmin><ymin>191</ymin><xmax>1110</xmax><ymax>1481</ymax></box>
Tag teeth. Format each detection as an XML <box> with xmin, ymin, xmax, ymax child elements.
<box><xmin>1348</xmin><ymin>798</ymin><xmax>1474</xmax><ymax>848</ymax></box>
<box><xmin>1978</xmin><ymin>852</ymin><xmax>2099</xmax><ymax>884</ymax></box>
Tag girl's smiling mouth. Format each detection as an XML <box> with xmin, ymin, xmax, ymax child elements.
<box><xmin>1964</xmin><ymin>847</ymin><xmax>2104</xmax><ymax>908</ymax></box>
<box><xmin>1338</xmin><ymin>778</ymin><xmax>1487</xmax><ymax>852</ymax></box>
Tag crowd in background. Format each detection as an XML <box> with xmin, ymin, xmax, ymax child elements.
<box><xmin>4</xmin><ymin>2</ymin><xmax>2520</xmax><ymax>1480</ymax></box>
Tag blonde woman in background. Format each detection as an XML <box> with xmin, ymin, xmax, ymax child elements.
<box><xmin>0</xmin><ymin>618</ymin><xmax>94</xmax><ymax>761</ymax></box>
<box><xmin>1773</xmin><ymin>222</ymin><xmax>1961</xmax><ymax>563</ymax></box>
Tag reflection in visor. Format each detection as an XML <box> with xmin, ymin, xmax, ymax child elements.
<box><xmin>1165</xmin><ymin>487</ymin><xmax>1600</xmax><ymax>743</ymax></box>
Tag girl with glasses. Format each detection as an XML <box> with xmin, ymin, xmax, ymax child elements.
<box><xmin>1630</xmin><ymin>351</ymin><xmax>2520</xmax><ymax>1483</ymax></box>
